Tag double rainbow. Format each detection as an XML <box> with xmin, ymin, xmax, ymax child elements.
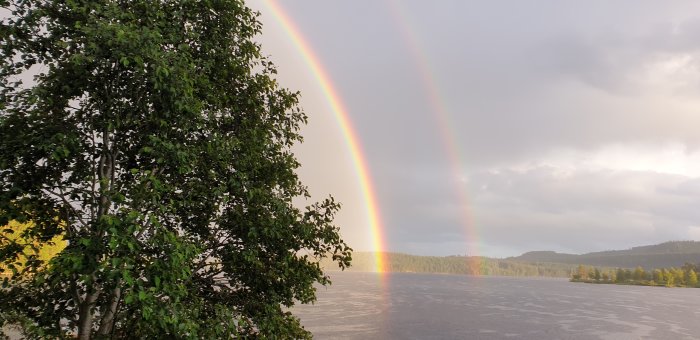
<box><xmin>261</xmin><ymin>1</ymin><xmax>387</xmax><ymax>272</ymax></box>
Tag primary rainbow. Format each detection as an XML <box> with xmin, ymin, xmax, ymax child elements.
<box><xmin>261</xmin><ymin>1</ymin><xmax>387</xmax><ymax>273</ymax></box>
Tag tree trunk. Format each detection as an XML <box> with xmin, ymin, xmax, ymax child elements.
<box><xmin>97</xmin><ymin>286</ymin><xmax>121</xmax><ymax>336</ymax></box>
<box><xmin>77</xmin><ymin>287</ymin><xmax>100</xmax><ymax>340</ymax></box>
<box><xmin>78</xmin><ymin>130</ymin><xmax>114</xmax><ymax>339</ymax></box>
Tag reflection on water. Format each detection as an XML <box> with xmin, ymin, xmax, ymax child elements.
<box><xmin>293</xmin><ymin>272</ymin><xmax>700</xmax><ymax>339</ymax></box>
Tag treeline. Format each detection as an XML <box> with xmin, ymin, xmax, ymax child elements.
<box><xmin>324</xmin><ymin>252</ymin><xmax>581</xmax><ymax>278</ymax></box>
<box><xmin>570</xmin><ymin>263</ymin><xmax>700</xmax><ymax>288</ymax></box>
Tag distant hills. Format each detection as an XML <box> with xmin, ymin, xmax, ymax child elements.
<box><xmin>327</xmin><ymin>252</ymin><xmax>578</xmax><ymax>278</ymax></box>
<box><xmin>508</xmin><ymin>241</ymin><xmax>700</xmax><ymax>270</ymax></box>
<box><xmin>327</xmin><ymin>241</ymin><xmax>700</xmax><ymax>278</ymax></box>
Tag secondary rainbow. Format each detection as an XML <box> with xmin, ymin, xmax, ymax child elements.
<box><xmin>386</xmin><ymin>0</ymin><xmax>482</xmax><ymax>266</ymax></box>
<box><xmin>261</xmin><ymin>1</ymin><xmax>387</xmax><ymax>273</ymax></box>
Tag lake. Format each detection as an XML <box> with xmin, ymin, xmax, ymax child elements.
<box><xmin>292</xmin><ymin>272</ymin><xmax>700</xmax><ymax>339</ymax></box>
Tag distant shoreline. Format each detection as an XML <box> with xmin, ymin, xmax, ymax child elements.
<box><xmin>570</xmin><ymin>278</ymin><xmax>699</xmax><ymax>288</ymax></box>
<box><xmin>569</xmin><ymin>264</ymin><xmax>699</xmax><ymax>288</ymax></box>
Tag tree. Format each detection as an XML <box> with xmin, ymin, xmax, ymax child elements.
<box><xmin>593</xmin><ymin>268</ymin><xmax>601</xmax><ymax>281</ymax></box>
<box><xmin>574</xmin><ymin>264</ymin><xmax>587</xmax><ymax>281</ymax></box>
<box><xmin>0</xmin><ymin>1</ymin><xmax>351</xmax><ymax>339</ymax></box>
<box><xmin>0</xmin><ymin>220</ymin><xmax>67</xmax><ymax>276</ymax></box>
<box><xmin>687</xmin><ymin>269</ymin><xmax>698</xmax><ymax>287</ymax></box>
<box><xmin>652</xmin><ymin>269</ymin><xmax>663</xmax><ymax>285</ymax></box>
<box><xmin>633</xmin><ymin>266</ymin><xmax>645</xmax><ymax>282</ymax></box>
<box><xmin>666</xmin><ymin>273</ymin><xmax>675</xmax><ymax>287</ymax></box>
<box><xmin>672</xmin><ymin>268</ymin><xmax>685</xmax><ymax>286</ymax></box>
<box><xmin>615</xmin><ymin>268</ymin><xmax>626</xmax><ymax>283</ymax></box>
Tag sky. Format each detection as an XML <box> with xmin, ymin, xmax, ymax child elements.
<box><xmin>249</xmin><ymin>0</ymin><xmax>700</xmax><ymax>258</ymax></box>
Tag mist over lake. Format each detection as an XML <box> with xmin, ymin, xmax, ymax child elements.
<box><xmin>293</xmin><ymin>272</ymin><xmax>700</xmax><ymax>339</ymax></box>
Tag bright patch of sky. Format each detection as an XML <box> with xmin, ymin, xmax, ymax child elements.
<box><xmin>251</xmin><ymin>0</ymin><xmax>700</xmax><ymax>257</ymax></box>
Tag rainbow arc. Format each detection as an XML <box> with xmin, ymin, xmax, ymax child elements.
<box><xmin>262</xmin><ymin>1</ymin><xmax>387</xmax><ymax>273</ymax></box>
<box><xmin>386</xmin><ymin>0</ymin><xmax>481</xmax><ymax>267</ymax></box>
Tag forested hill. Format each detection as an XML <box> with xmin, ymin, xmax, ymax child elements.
<box><xmin>509</xmin><ymin>241</ymin><xmax>700</xmax><ymax>269</ymax></box>
<box><xmin>324</xmin><ymin>252</ymin><xmax>580</xmax><ymax>278</ymax></box>
<box><xmin>322</xmin><ymin>241</ymin><xmax>700</xmax><ymax>277</ymax></box>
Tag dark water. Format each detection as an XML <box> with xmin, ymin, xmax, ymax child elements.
<box><xmin>293</xmin><ymin>272</ymin><xmax>700</xmax><ymax>339</ymax></box>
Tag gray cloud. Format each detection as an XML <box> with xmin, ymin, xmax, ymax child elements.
<box><xmin>375</xmin><ymin>163</ymin><xmax>700</xmax><ymax>256</ymax></box>
<box><xmin>252</xmin><ymin>0</ymin><xmax>700</xmax><ymax>257</ymax></box>
<box><xmin>469</xmin><ymin>167</ymin><xmax>700</xmax><ymax>246</ymax></box>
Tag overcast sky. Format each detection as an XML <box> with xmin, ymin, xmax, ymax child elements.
<box><xmin>249</xmin><ymin>0</ymin><xmax>700</xmax><ymax>258</ymax></box>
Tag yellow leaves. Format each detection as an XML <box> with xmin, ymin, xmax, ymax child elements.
<box><xmin>1</xmin><ymin>220</ymin><xmax>67</xmax><ymax>276</ymax></box>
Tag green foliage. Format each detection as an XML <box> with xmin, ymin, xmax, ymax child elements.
<box><xmin>576</xmin><ymin>264</ymin><xmax>587</xmax><ymax>281</ymax></box>
<box><xmin>652</xmin><ymin>269</ymin><xmax>663</xmax><ymax>284</ymax></box>
<box><xmin>593</xmin><ymin>268</ymin><xmax>601</xmax><ymax>281</ymax></box>
<box><xmin>666</xmin><ymin>272</ymin><xmax>675</xmax><ymax>287</ymax></box>
<box><xmin>615</xmin><ymin>268</ymin><xmax>627</xmax><ymax>283</ymax></box>
<box><xmin>329</xmin><ymin>252</ymin><xmax>583</xmax><ymax>278</ymax></box>
<box><xmin>571</xmin><ymin>264</ymin><xmax>700</xmax><ymax>288</ymax></box>
<box><xmin>687</xmin><ymin>269</ymin><xmax>698</xmax><ymax>287</ymax></box>
<box><xmin>0</xmin><ymin>1</ymin><xmax>351</xmax><ymax>338</ymax></box>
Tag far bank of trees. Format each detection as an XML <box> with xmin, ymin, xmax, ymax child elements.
<box><xmin>327</xmin><ymin>252</ymin><xmax>582</xmax><ymax>278</ymax></box>
<box><xmin>571</xmin><ymin>263</ymin><xmax>700</xmax><ymax>288</ymax></box>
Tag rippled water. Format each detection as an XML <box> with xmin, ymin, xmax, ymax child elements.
<box><xmin>293</xmin><ymin>272</ymin><xmax>700</xmax><ymax>339</ymax></box>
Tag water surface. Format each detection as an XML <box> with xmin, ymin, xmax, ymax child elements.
<box><xmin>293</xmin><ymin>272</ymin><xmax>700</xmax><ymax>339</ymax></box>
